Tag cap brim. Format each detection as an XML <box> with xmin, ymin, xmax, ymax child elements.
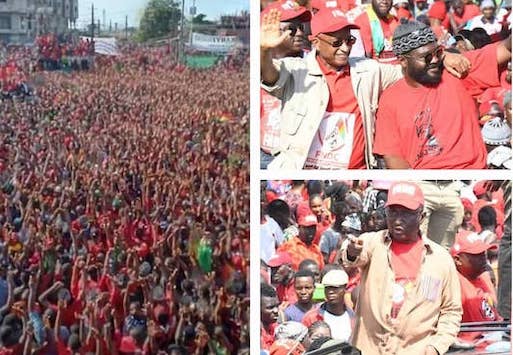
<box><xmin>385</xmin><ymin>199</ymin><xmax>421</xmax><ymax>211</ymax></box>
<box><xmin>323</xmin><ymin>283</ymin><xmax>346</xmax><ymax>287</ymax></box>
<box><xmin>282</xmin><ymin>10</ymin><xmax>312</xmax><ymax>22</ymax></box>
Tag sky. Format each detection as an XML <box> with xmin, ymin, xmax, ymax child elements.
<box><xmin>77</xmin><ymin>0</ymin><xmax>249</xmax><ymax>29</ymax></box>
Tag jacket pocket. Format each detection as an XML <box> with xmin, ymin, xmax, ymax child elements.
<box><xmin>282</xmin><ymin>106</ymin><xmax>307</xmax><ymax>135</ymax></box>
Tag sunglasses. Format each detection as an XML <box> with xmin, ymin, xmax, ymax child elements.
<box><xmin>403</xmin><ymin>46</ymin><xmax>444</xmax><ymax>65</ymax></box>
<box><xmin>281</xmin><ymin>23</ymin><xmax>305</xmax><ymax>37</ymax></box>
<box><xmin>317</xmin><ymin>35</ymin><xmax>357</xmax><ymax>47</ymax></box>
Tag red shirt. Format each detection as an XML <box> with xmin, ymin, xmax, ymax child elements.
<box><xmin>355</xmin><ymin>11</ymin><xmax>399</xmax><ymax>59</ymax></box>
<box><xmin>374</xmin><ymin>42</ymin><xmax>500</xmax><ymax>169</ymax></box>
<box><xmin>277</xmin><ymin>237</ymin><xmax>325</xmax><ymax>271</ymax></box>
<box><xmin>315</xmin><ymin>57</ymin><xmax>366</xmax><ymax>169</ymax></box>
<box><xmin>261</xmin><ymin>323</ymin><xmax>277</xmax><ymax>351</ymax></box>
<box><xmin>458</xmin><ymin>272</ymin><xmax>498</xmax><ymax>323</ymax></box>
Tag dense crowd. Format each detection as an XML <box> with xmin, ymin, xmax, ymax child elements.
<box><xmin>0</xmin><ymin>46</ymin><xmax>250</xmax><ymax>354</ymax></box>
<box><xmin>260</xmin><ymin>180</ymin><xmax>511</xmax><ymax>354</ymax></box>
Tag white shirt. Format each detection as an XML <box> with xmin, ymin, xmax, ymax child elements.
<box><xmin>323</xmin><ymin>309</ymin><xmax>352</xmax><ymax>342</ymax></box>
<box><xmin>260</xmin><ymin>215</ymin><xmax>284</xmax><ymax>264</ymax></box>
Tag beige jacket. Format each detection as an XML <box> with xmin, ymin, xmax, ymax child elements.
<box><xmin>261</xmin><ymin>50</ymin><xmax>402</xmax><ymax>170</ymax></box>
<box><xmin>341</xmin><ymin>230</ymin><xmax>462</xmax><ymax>355</ymax></box>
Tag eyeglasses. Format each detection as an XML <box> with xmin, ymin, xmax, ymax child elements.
<box><xmin>384</xmin><ymin>207</ymin><xmax>420</xmax><ymax>218</ymax></box>
<box><xmin>403</xmin><ymin>46</ymin><xmax>444</xmax><ymax>65</ymax></box>
<box><xmin>317</xmin><ymin>35</ymin><xmax>357</xmax><ymax>47</ymax></box>
<box><xmin>281</xmin><ymin>23</ymin><xmax>305</xmax><ymax>37</ymax></box>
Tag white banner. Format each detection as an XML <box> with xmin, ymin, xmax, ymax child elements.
<box><xmin>189</xmin><ymin>33</ymin><xmax>238</xmax><ymax>53</ymax></box>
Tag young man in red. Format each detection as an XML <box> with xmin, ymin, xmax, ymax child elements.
<box><xmin>373</xmin><ymin>20</ymin><xmax>512</xmax><ymax>169</ymax></box>
<box><xmin>267</xmin><ymin>252</ymin><xmax>297</xmax><ymax>304</ymax></box>
<box><xmin>277</xmin><ymin>213</ymin><xmax>325</xmax><ymax>270</ymax></box>
<box><xmin>261</xmin><ymin>283</ymin><xmax>280</xmax><ymax>351</ymax></box>
<box><xmin>451</xmin><ymin>230</ymin><xmax>499</xmax><ymax>325</ymax></box>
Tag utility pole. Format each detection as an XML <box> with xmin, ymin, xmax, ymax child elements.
<box><xmin>97</xmin><ymin>20</ymin><xmax>100</xmax><ymax>36</ymax></box>
<box><xmin>91</xmin><ymin>3</ymin><xmax>94</xmax><ymax>40</ymax></box>
<box><xmin>180</xmin><ymin>0</ymin><xmax>185</xmax><ymax>64</ymax></box>
<box><xmin>125</xmin><ymin>15</ymin><xmax>128</xmax><ymax>40</ymax></box>
<box><xmin>102</xmin><ymin>9</ymin><xmax>106</xmax><ymax>33</ymax></box>
<box><xmin>109</xmin><ymin>20</ymin><xmax>112</xmax><ymax>33</ymax></box>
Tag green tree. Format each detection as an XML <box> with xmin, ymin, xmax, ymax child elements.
<box><xmin>138</xmin><ymin>0</ymin><xmax>182</xmax><ymax>41</ymax></box>
<box><xmin>192</xmin><ymin>14</ymin><xmax>213</xmax><ymax>25</ymax></box>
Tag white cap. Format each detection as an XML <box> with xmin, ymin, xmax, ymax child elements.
<box><xmin>480</xmin><ymin>0</ymin><xmax>495</xmax><ymax>9</ymax></box>
<box><xmin>322</xmin><ymin>269</ymin><xmax>349</xmax><ymax>287</ymax></box>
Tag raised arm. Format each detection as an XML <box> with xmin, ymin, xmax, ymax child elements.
<box><xmin>260</xmin><ymin>9</ymin><xmax>290</xmax><ymax>86</ymax></box>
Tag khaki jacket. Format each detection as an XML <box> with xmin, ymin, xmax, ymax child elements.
<box><xmin>341</xmin><ymin>230</ymin><xmax>462</xmax><ymax>355</ymax></box>
<box><xmin>261</xmin><ymin>50</ymin><xmax>402</xmax><ymax>170</ymax></box>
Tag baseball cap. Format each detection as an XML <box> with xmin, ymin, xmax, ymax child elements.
<box><xmin>261</xmin><ymin>0</ymin><xmax>312</xmax><ymax>22</ymax></box>
<box><xmin>472</xmin><ymin>181</ymin><xmax>487</xmax><ymax>196</ymax></box>
<box><xmin>297</xmin><ymin>213</ymin><xmax>318</xmax><ymax>226</ymax></box>
<box><xmin>267</xmin><ymin>251</ymin><xmax>293</xmax><ymax>267</ymax></box>
<box><xmin>480</xmin><ymin>0</ymin><xmax>495</xmax><ymax>9</ymax></box>
<box><xmin>310</xmin><ymin>8</ymin><xmax>359</xmax><ymax>38</ymax></box>
<box><xmin>428</xmin><ymin>1</ymin><xmax>447</xmax><ymax>20</ymax></box>
<box><xmin>450</xmin><ymin>230</ymin><xmax>492</xmax><ymax>256</ymax></box>
<box><xmin>385</xmin><ymin>181</ymin><xmax>424</xmax><ymax>210</ymax></box>
<box><xmin>311</xmin><ymin>0</ymin><xmax>339</xmax><ymax>10</ymax></box>
<box><xmin>321</xmin><ymin>269</ymin><xmax>349</xmax><ymax>287</ymax></box>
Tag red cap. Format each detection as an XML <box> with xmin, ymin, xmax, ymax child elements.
<box><xmin>450</xmin><ymin>230</ymin><xmax>492</xmax><ymax>256</ymax></box>
<box><xmin>385</xmin><ymin>181</ymin><xmax>424</xmax><ymax>210</ymax></box>
<box><xmin>310</xmin><ymin>8</ymin><xmax>359</xmax><ymax>37</ymax></box>
<box><xmin>267</xmin><ymin>251</ymin><xmax>293</xmax><ymax>267</ymax></box>
<box><xmin>428</xmin><ymin>1</ymin><xmax>447</xmax><ymax>20</ymax></box>
<box><xmin>473</xmin><ymin>181</ymin><xmax>487</xmax><ymax>197</ymax></box>
<box><xmin>311</xmin><ymin>0</ymin><xmax>339</xmax><ymax>10</ymax></box>
<box><xmin>261</xmin><ymin>0</ymin><xmax>312</xmax><ymax>22</ymax></box>
<box><xmin>297</xmin><ymin>213</ymin><xmax>318</xmax><ymax>226</ymax></box>
<box><xmin>460</xmin><ymin>198</ymin><xmax>474</xmax><ymax>211</ymax></box>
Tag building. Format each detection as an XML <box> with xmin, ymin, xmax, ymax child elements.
<box><xmin>0</xmin><ymin>0</ymin><xmax>78</xmax><ymax>44</ymax></box>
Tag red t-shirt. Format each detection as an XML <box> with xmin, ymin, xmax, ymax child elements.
<box><xmin>390</xmin><ymin>238</ymin><xmax>424</xmax><ymax>317</ymax></box>
<box><xmin>355</xmin><ymin>11</ymin><xmax>399</xmax><ymax>59</ymax></box>
<box><xmin>374</xmin><ymin>42</ymin><xmax>500</xmax><ymax>169</ymax></box>
<box><xmin>277</xmin><ymin>237</ymin><xmax>325</xmax><ymax>271</ymax></box>
<box><xmin>307</xmin><ymin>57</ymin><xmax>365</xmax><ymax>169</ymax></box>
<box><xmin>458</xmin><ymin>273</ymin><xmax>498</xmax><ymax>323</ymax></box>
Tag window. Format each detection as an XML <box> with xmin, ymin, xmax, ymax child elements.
<box><xmin>0</xmin><ymin>15</ymin><xmax>11</xmax><ymax>29</ymax></box>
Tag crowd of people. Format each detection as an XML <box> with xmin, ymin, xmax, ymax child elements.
<box><xmin>260</xmin><ymin>0</ymin><xmax>512</xmax><ymax>169</ymax></box>
<box><xmin>36</xmin><ymin>34</ymin><xmax>95</xmax><ymax>72</ymax></box>
<box><xmin>0</xmin><ymin>42</ymin><xmax>250</xmax><ymax>354</ymax></box>
<box><xmin>260</xmin><ymin>180</ymin><xmax>511</xmax><ymax>354</ymax></box>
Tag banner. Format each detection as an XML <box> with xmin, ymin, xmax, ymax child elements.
<box><xmin>80</xmin><ymin>36</ymin><xmax>120</xmax><ymax>56</ymax></box>
<box><xmin>189</xmin><ymin>33</ymin><xmax>238</xmax><ymax>53</ymax></box>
